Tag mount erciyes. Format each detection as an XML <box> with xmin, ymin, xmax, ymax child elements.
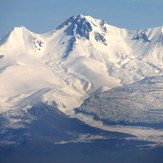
<box><xmin>0</xmin><ymin>15</ymin><xmax>163</xmax><ymax>150</ymax></box>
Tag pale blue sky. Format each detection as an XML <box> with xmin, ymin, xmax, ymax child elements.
<box><xmin>0</xmin><ymin>0</ymin><xmax>163</xmax><ymax>36</ymax></box>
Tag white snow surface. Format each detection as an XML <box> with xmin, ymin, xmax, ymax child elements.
<box><xmin>76</xmin><ymin>76</ymin><xmax>163</xmax><ymax>124</ymax></box>
<box><xmin>0</xmin><ymin>14</ymin><xmax>163</xmax><ymax>114</ymax></box>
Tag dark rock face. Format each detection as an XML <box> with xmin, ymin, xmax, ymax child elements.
<box><xmin>57</xmin><ymin>15</ymin><xmax>93</xmax><ymax>39</ymax></box>
<box><xmin>133</xmin><ymin>33</ymin><xmax>150</xmax><ymax>42</ymax></box>
<box><xmin>63</xmin><ymin>36</ymin><xmax>76</xmax><ymax>58</ymax></box>
<box><xmin>95</xmin><ymin>32</ymin><xmax>107</xmax><ymax>45</ymax></box>
<box><xmin>75</xmin><ymin>18</ymin><xmax>92</xmax><ymax>39</ymax></box>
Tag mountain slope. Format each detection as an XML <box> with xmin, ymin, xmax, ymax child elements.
<box><xmin>0</xmin><ymin>102</ymin><xmax>129</xmax><ymax>147</ymax></box>
<box><xmin>75</xmin><ymin>76</ymin><xmax>163</xmax><ymax>127</ymax></box>
<box><xmin>0</xmin><ymin>14</ymin><xmax>163</xmax><ymax>114</ymax></box>
<box><xmin>1</xmin><ymin>102</ymin><xmax>163</xmax><ymax>163</ymax></box>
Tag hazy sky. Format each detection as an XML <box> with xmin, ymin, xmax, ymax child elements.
<box><xmin>0</xmin><ymin>0</ymin><xmax>163</xmax><ymax>36</ymax></box>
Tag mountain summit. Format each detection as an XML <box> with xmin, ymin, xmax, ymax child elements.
<box><xmin>56</xmin><ymin>14</ymin><xmax>107</xmax><ymax>40</ymax></box>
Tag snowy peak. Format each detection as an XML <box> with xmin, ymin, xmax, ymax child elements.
<box><xmin>8</xmin><ymin>27</ymin><xmax>33</xmax><ymax>45</ymax></box>
<box><xmin>3</xmin><ymin>26</ymin><xmax>32</xmax><ymax>43</ymax></box>
<box><xmin>56</xmin><ymin>14</ymin><xmax>107</xmax><ymax>40</ymax></box>
<box><xmin>0</xmin><ymin>26</ymin><xmax>45</xmax><ymax>55</ymax></box>
<box><xmin>56</xmin><ymin>14</ymin><xmax>92</xmax><ymax>39</ymax></box>
<box><xmin>132</xmin><ymin>32</ymin><xmax>150</xmax><ymax>42</ymax></box>
<box><xmin>11</xmin><ymin>26</ymin><xmax>31</xmax><ymax>34</ymax></box>
<box><xmin>132</xmin><ymin>26</ymin><xmax>163</xmax><ymax>44</ymax></box>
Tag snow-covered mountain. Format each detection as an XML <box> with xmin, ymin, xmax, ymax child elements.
<box><xmin>0</xmin><ymin>14</ymin><xmax>163</xmax><ymax>115</ymax></box>
<box><xmin>0</xmin><ymin>14</ymin><xmax>163</xmax><ymax>162</ymax></box>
